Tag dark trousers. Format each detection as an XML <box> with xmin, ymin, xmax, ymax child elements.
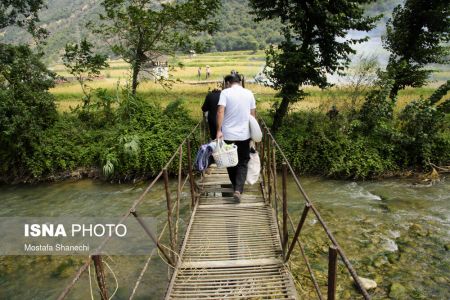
<box><xmin>224</xmin><ymin>139</ymin><xmax>251</xmax><ymax>193</ymax></box>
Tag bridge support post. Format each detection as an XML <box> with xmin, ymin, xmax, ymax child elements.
<box><xmin>260</xmin><ymin>128</ymin><xmax>265</xmax><ymax>170</ymax></box>
<box><xmin>285</xmin><ymin>202</ymin><xmax>310</xmax><ymax>261</ymax></box>
<box><xmin>266</xmin><ymin>130</ymin><xmax>272</xmax><ymax>206</ymax></box>
<box><xmin>328</xmin><ymin>245</ymin><xmax>338</xmax><ymax>300</ymax></box>
<box><xmin>131</xmin><ymin>210</ymin><xmax>175</xmax><ymax>266</ymax></box>
<box><xmin>282</xmin><ymin>162</ymin><xmax>288</xmax><ymax>257</ymax></box>
<box><xmin>92</xmin><ymin>255</ymin><xmax>108</xmax><ymax>300</ymax></box>
<box><xmin>187</xmin><ymin>139</ymin><xmax>196</xmax><ymax>209</ymax></box>
<box><xmin>163</xmin><ymin>168</ymin><xmax>175</xmax><ymax>262</ymax></box>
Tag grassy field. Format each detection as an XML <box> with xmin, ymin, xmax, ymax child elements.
<box><xmin>50</xmin><ymin>50</ymin><xmax>448</xmax><ymax>117</ymax></box>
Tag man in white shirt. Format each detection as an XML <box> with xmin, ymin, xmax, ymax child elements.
<box><xmin>216</xmin><ymin>73</ymin><xmax>256</xmax><ymax>201</ymax></box>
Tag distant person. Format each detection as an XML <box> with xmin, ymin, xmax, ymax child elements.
<box><xmin>206</xmin><ymin>66</ymin><xmax>211</xmax><ymax>79</ymax></box>
<box><xmin>216</xmin><ymin>73</ymin><xmax>256</xmax><ymax>201</ymax></box>
<box><xmin>202</xmin><ymin>88</ymin><xmax>221</xmax><ymax>140</ymax></box>
<box><xmin>197</xmin><ymin>67</ymin><xmax>202</xmax><ymax>80</ymax></box>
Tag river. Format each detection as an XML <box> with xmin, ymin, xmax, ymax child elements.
<box><xmin>0</xmin><ymin>176</ymin><xmax>448</xmax><ymax>299</ymax></box>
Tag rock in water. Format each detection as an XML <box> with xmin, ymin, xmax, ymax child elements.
<box><xmin>428</xmin><ymin>168</ymin><xmax>440</xmax><ymax>181</ymax></box>
<box><xmin>356</xmin><ymin>276</ymin><xmax>377</xmax><ymax>290</ymax></box>
<box><xmin>389</xmin><ymin>282</ymin><xmax>407</xmax><ymax>299</ymax></box>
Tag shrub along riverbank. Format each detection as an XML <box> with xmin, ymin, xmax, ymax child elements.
<box><xmin>2</xmin><ymin>90</ymin><xmax>449</xmax><ymax>183</ymax></box>
<box><xmin>274</xmin><ymin>84</ymin><xmax>450</xmax><ymax>179</ymax></box>
<box><xmin>0</xmin><ymin>87</ymin><xmax>197</xmax><ymax>183</ymax></box>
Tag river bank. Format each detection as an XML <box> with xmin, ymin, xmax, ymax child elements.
<box><xmin>0</xmin><ymin>164</ymin><xmax>443</xmax><ymax>185</ymax></box>
<box><xmin>1</xmin><ymin>156</ymin><xmax>446</xmax><ymax>186</ymax></box>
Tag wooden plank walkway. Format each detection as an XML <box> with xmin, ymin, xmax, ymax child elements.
<box><xmin>165</xmin><ymin>166</ymin><xmax>298</xmax><ymax>299</ymax></box>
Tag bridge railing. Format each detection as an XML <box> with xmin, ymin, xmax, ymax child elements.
<box><xmin>57</xmin><ymin>120</ymin><xmax>208</xmax><ymax>300</ymax></box>
<box><xmin>258</xmin><ymin>118</ymin><xmax>371</xmax><ymax>300</ymax></box>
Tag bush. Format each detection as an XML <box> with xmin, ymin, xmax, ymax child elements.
<box><xmin>0</xmin><ymin>44</ymin><xmax>57</xmax><ymax>179</ymax></box>
<box><xmin>275</xmin><ymin>111</ymin><xmax>396</xmax><ymax>179</ymax></box>
<box><xmin>1</xmin><ymin>86</ymin><xmax>197</xmax><ymax>182</ymax></box>
<box><xmin>274</xmin><ymin>87</ymin><xmax>450</xmax><ymax>178</ymax></box>
<box><xmin>397</xmin><ymin>98</ymin><xmax>447</xmax><ymax>166</ymax></box>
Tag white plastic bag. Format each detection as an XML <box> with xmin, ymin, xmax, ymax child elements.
<box><xmin>249</xmin><ymin>115</ymin><xmax>262</xmax><ymax>142</ymax></box>
<box><xmin>246</xmin><ymin>150</ymin><xmax>260</xmax><ymax>185</ymax></box>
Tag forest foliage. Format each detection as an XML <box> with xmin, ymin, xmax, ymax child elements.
<box><xmin>2</xmin><ymin>0</ymin><xmax>401</xmax><ymax>63</ymax></box>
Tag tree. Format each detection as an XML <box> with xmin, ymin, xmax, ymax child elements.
<box><xmin>0</xmin><ymin>44</ymin><xmax>57</xmax><ymax>177</ymax></box>
<box><xmin>0</xmin><ymin>0</ymin><xmax>57</xmax><ymax>178</ymax></box>
<box><xmin>341</xmin><ymin>54</ymin><xmax>379</xmax><ymax>114</ymax></box>
<box><xmin>0</xmin><ymin>0</ymin><xmax>47</xmax><ymax>39</ymax></box>
<box><xmin>249</xmin><ymin>0</ymin><xmax>379</xmax><ymax>131</ymax></box>
<box><xmin>428</xmin><ymin>80</ymin><xmax>450</xmax><ymax>108</ymax></box>
<box><xmin>383</xmin><ymin>0</ymin><xmax>450</xmax><ymax>100</ymax></box>
<box><xmin>62</xmin><ymin>38</ymin><xmax>109</xmax><ymax>107</ymax></box>
<box><xmin>93</xmin><ymin>0</ymin><xmax>220</xmax><ymax>95</ymax></box>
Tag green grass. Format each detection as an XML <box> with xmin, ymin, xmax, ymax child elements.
<box><xmin>50</xmin><ymin>50</ymin><xmax>449</xmax><ymax>117</ymax></box>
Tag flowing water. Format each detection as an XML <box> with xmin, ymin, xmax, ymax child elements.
<box><xmin>0</xmin><ymin>176</ymin><xmax>449</xmax><ymax>299</ymax></box>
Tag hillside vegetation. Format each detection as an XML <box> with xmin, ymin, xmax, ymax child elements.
<box><xmin>2</xmin><ymin>0</ymin><xmax>400</xmax><ymax>64</ymax></box>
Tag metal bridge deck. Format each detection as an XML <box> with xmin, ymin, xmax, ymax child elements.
<box><xmin>165</xmin><ymin>166</ymin><xmax>298</xmax><ymax>299</ymax></box>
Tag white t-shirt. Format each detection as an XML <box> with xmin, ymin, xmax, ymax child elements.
<box><xmin>218</xmin><ymin>85</ymin><xmax>256</xmax><ymax>141</ymax></box>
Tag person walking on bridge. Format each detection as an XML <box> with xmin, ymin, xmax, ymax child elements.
<box><xmin>216</xmin><ymin>73</ymin><xmax>256</xmax><ymax>201</ymax></box>
<box><xmin>202</xmin><ymin>87</ymin><xmax>221</xmax><ymax>140</ymax></box>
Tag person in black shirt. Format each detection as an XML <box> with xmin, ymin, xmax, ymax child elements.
<box><xmin>202</xmin><ymin>88</ymin><xmax>221</xmax><ymax>140</ymax></box>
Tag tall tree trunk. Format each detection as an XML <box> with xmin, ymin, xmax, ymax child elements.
<box><xmin>131</xmin><ymin>61</ymin><xmax>140</xmax><ymax>96</ymax></box>
<box><xmin>389</xmin><ymin>82</ymin><xmax>400</xmax><ymax>102</ymax></box>
<box><xmin>272</xmin><ymin>96</ymin><xmax>290</xmax><ymax>132</ymax></box>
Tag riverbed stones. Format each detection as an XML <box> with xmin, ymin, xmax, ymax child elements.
<box><xmin>341</xmin><ymin>290</ymin><xmax>352</xmax><ymax>299</ymax></box>
<box><xmin>357</xmin><ymin>276</ymin><xmax>377</xmax><ymax>290</ymax></box>
<box><xmin>367</xmin><ymin>265</ymin><xmax>376</xmax><ymax>273</ymax></box>
<box><xmin>373</xmin><ymin>256</ymin><xmax>389</xmax><ymax>268</ymax></box>
<box><xmin>409</xmin><ymin>223</ymin><xmax>427</xmax><ymax>237</ymax></box>
<box><xmin>433</xmin><ymin>276</ymin><xmax>447</xmax><ymax>284</ymax></box>
<box><xmin>387</xmin><ymin>252</ymin><xmax>399</xmax><ymax>263</ymax></box>
<box><xmin>389</xmin><ymin>282</ymin><xmax>407</xmax><ymax>299</ymax></box>
<box><xmin>371</xmin><ymin>236</ymin><xmax>380</xmax><ymax>244</ymax></box>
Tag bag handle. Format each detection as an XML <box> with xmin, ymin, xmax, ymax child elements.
<box><xmin>215</xmin><ymin>138</ymin><xmax>224</xmax><ymax>153</ymax></box>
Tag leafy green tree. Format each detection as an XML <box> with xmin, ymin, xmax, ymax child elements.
<box><xmin>0</xmin><ymin>44</ymin><xmax>57</xmax><ymax>177</ymax></box>
<box><xmin>430</xmin><ymin>80</ymin><xmax>450</xmax><ymax>113</ymax></box>
<box><xmin>428</xmin><ymin>80</ymin><xmax>450</xmax><ymax>107</ymax></box>
<box><xmin>398</xmin><ymin>98</ymin><xmax>445</xmax><ymax>166</ymax></box>
<box><xmin>92</xmin><ymin>0</ymin><xmax>220</xmax><ymax>95</ymax></box>
<box><xmin>0</xmin><ymin>0</ymin><xmax>47</xmax><ymax>39</ymax></box>
<box><xmin>62</xmin><ymin>38</ymin><xmax>109</xmax><ymax>107</ymax></box>
<box><xmin>383</xmin><ymin>0</ymin><xmax>450</xmax><ymax>100</ymax></box>
<box><xmin>249</xmin><ymin>0</ymin><xmax>380</xmax><ymax>131</ymax></box>
<box><xmin>0</xmin><ymin>0</ymin><xmax>58</xmax><ymax>178</ymax></box>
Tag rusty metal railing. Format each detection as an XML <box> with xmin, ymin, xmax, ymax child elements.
<box><xmin>258</xmin><ymin>118</ymin><xmax>371</xmax><ymax>300</ymax></box>
<box><xmin>57</xmin><ymin>119</ymin><xmax>208</xmax><ymax>300</ymax></box>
